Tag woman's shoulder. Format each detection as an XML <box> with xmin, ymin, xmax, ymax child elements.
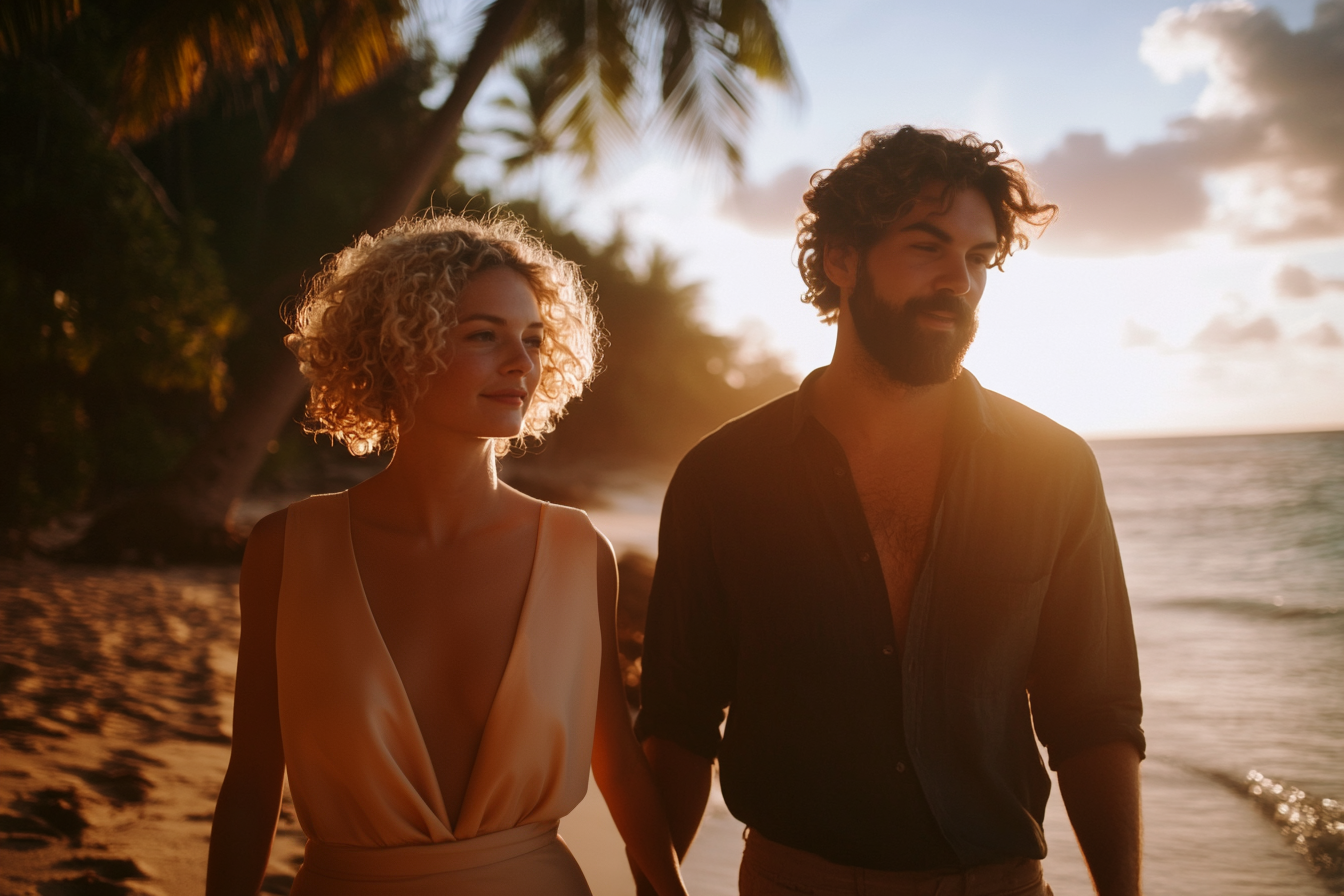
<box><xmin>499</xmin><ymin>486</ymin><xmax>607</xmax><ymax>553</ymax></box>
<box><xmin>243</xmin><ymin>492</ymin><xmax>350</xmax><ymax>560</ymax></box>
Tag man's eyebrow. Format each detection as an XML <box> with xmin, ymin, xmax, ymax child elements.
<box><xmin>900</xmin><ymin>221</ymin><xmax>952</xmax><ymax>241</ymax></box>
<box><xmin>901</xmin><ymin>220</ymin><xmax>998</xmax><ymax>251</ymax></box>
<box><xmin>458</xmin><ymin>313</ymin><xmax>545</xmax><ymax>328</ymax></box>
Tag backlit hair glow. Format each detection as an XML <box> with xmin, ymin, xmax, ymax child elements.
<box><xmin>797</xmin><ymin>126</ymin><xmax>1058</xmax><ymax>323</ymax></box>
<box><xmin>286</xmin><ymin>212</ymin><xmax>599</xmax><ymax>456</ymax></box>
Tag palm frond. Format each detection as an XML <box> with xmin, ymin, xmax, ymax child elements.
<box><xmin>632</xmin><ymin>0</ymin><xmax>795</xmax><ymax>174</ymax></box>
<box><xmin>522</xmin><ymin>0</ymin><xmax>640</xmax><ymax>177</ymax></box>
<box><xmin>262</xmin><ymin>0</ymin><xmax>407</xmax><ymax>177</ymax></box>
<box><xmin>113</xmin><ymin>0</ymin><xmax>308</xmax><ymax>143</ymax></box>
<box><xmin>0</xmin><ymin>0</ymin><xmax>80</xmax><ymax>57</ymax></box>
<box><xmin>716</xmin><ymin>0</ymin><xmax>796</xmax><ymax>92</ymax></box>
<box><xmin>113</xmin><ymin>0</ymin><xmax>407</xmax><ymax>154</ymax></box>
<box><xmin>486</xmin><ymin>60</ymin><xmax>561</xmax><ymax>173</ymax></box>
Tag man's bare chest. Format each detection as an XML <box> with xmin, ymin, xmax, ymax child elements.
<box><xmin>848</xmin><ymin>450</ymin><xmax>942</xmax><ymax>633</ymax></box>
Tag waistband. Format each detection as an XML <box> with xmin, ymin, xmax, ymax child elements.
<box><xmin>302</xmin><ymin>821</ymin><xmax>559</xmax><ymax>881</ymax></box>
<box><xmin>743</xmin><ymin>829</ymin><xmax>1044</xmax><ymax>896</ymax></box>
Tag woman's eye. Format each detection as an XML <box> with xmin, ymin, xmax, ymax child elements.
<box><xmin>465</xmin><ymin>330</ymin><xmax>496</xmax><ymax>342</ymax></box>
<box><xmin>524</xmin><ymin>336</ymin><xmax>544</xmax><ymax>350</ymax></box>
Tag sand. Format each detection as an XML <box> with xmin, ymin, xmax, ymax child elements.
<box><xmin>0</xmin><ymin>559</ymin><xmax>690</xmax><ymax>896</ymax></box>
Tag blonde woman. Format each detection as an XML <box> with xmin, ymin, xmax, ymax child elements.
<box><xmin>206</xmin><ymin>214</ymin><xmax>688</xmax><ymax>896</ymax></box>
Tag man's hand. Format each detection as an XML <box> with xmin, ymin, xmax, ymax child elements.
<box><xmin>1057</xmin><ymin>741</ymin><xmax>1143</xmax><ymax>896</ymax></box>
<box><xmin>629</xmin><ymin>736</ymin><xmax>714</xmax><ymax>896</ymax></box>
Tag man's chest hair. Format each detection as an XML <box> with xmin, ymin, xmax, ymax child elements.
<box><xmin>851</xmin><ymin>452</ymin><xmax>942</xmax><ymax>573</ymax></box>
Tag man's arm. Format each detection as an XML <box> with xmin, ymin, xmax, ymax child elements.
<box><xmin>628</xmin><ymin>449</ymin><xmax>732</xmax><ymax>893</ymax></box>
<box><xmin>1057</xmin><ymin>741</ymin><xmax>1143</xmax><ymax>896</ymax></box>
<box><xmin>1028</xmin><ymin>445</ymin><xmax>1145</xmax><ymax>895</ymax></box>
<box><xmin>645</xmin><ymin>736</ymin><xmax>713</xmax><ymax>857</ymax></box>
<box><xmin>630</xmin><ymin>736</ymin><xmax>713</xmax><ymax>896</ymax></box>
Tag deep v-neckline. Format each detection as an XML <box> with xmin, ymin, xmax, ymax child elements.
<box><xmin>342</xmin><ymin>492</ymin><xmax>548</xmax><ymax>833</ymax></box>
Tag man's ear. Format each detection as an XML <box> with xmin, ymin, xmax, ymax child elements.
<box><xmin>823</xmin><ymin>243</ymin><xmax>859</xmax><ymax>292</ymax></box>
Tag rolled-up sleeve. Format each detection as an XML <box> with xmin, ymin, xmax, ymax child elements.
<box><xmin>1028</xmin><ymin>447</ymin><xmax>1146</xmax><ymax>770</ymax></box>
<box><xmin>634</xmin><ymin>453</ymin><xmax>736</xmax><ymax>759</ymax></box>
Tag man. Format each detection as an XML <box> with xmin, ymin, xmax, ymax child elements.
<box><xmin>634</xmin><ymin>127</ymin><xmax>1145</xmax><ymax>896</ymax></box>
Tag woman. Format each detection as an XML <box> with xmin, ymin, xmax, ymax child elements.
<box><xmin>206</xmin><ymin>214</ymin><xmax>688</xmax><ymax>896</ymax></box>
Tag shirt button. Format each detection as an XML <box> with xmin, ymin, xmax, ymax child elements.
<box><xmin>859</xmin><ymin>552</ymin><xmax>871</xmax><ymax>562</ymax></box>
<box><xmin>833</xmin><ymin>466</ymin><xmax>845</xmax><ymax>477</ymax></box>
<box><xmin>896</xmin><ymin>761</ymin><xmax>907</xmax><ymax>773</ymax></box>
<box><xmin>882</xmin><ymin>644</ymin><xmax>895</xmax><ymax>655</ymax></box>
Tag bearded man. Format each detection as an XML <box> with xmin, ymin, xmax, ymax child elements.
<box><xmin>633</xmin><ymin>127</ymin><xmax>1146</xmax><ymax>896</ymax></box>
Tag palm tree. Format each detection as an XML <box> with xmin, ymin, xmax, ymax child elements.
<box><xmin>77</xmin><ymin>0</ymin><xmax>797</xmax><ymax>560</ymax></box>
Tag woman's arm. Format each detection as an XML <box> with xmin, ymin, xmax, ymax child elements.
<box><xmin>590</xmin><ymin>533</ymin><xmax>690</xmax><ymax>896</ymax></box>
<box><xmin>206</xmin><ymin>509</ymin><xmax>289</xmax><ymax>896</ymax></box>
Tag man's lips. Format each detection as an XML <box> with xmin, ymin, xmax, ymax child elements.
<box><xmin>918</xmin><ymin>309</ymin><xmax>960</xmax><ymax>330</ymax></box>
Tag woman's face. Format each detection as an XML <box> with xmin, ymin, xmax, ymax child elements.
<box><xmin>412</xmin><ymin>266</ymin><xmax>544</xmax><ymax>442</ymax></box>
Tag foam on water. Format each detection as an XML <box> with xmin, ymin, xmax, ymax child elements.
<box><xmin>1210</xmin><ymin>770</ymin><xmax>1344</xmax><ymax>894</ymax></box>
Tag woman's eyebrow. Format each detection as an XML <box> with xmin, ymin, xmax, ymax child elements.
<box><xmin>458</xmin><ymin>313</ymin><xmax>544</xmax><ymax>328</ymax></box>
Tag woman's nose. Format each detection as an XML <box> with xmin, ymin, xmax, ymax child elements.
<box><xmin>501</xmin><ymin>337</ymin><xmax>536</xmax><ymax>375</ymax></box>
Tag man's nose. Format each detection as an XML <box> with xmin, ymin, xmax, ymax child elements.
<box><xmin>934</xmin><ymin>258</ymin><xmax>974</xmax><ymax>296</ymax></box>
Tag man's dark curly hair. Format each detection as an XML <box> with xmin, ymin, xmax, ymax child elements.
<box><xmin>796</xmin><ymin>126</ymin><xmax>1058</xmax><ymax>323</ymax></box>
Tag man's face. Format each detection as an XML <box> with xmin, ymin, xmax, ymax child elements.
<box><xmin>844</xmin><ymin>186</ymin><xmax>998</xmax><ymax>386</ymax></box>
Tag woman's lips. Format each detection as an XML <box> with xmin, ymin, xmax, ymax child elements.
<box><xmin>482</xmin><ymin>390</ymin><xmax>527</xmax><ymax>407</ymax></box>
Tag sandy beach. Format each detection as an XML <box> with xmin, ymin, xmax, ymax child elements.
<box><xmin>0</xmin><ymin>553</ymin><xmax>721</xmax><ymax>896</ymax></box>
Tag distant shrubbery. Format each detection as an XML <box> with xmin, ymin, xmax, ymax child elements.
<box><xmin>1</xmin><ymin>61</ymin><xmax>236</xmax><ymax>532</ymax></box>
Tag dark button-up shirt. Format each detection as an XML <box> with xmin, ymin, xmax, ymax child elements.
<box><xmin>635</xmin><ymin>368</ymin><xmax>1145</xmax><ymax>869</ymax></box>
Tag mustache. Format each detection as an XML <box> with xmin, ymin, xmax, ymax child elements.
<box><xmin>901</xmin><ymin>293</ymin><xmax>976</xmax><ymax>326</ymax></box>
<box><xmin>903</xmin><ymin>292</ymin><xmax>978</xmax><ymax>327</ymax></box>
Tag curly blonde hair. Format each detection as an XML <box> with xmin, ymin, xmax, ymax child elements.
<box><xmin>286</xmin><ymin>212</ymin><xmax>599</xmax><ymax>456</ymax></box>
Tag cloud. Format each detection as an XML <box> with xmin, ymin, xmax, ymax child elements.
<box><xmin>719</xmin><ymin>164</ymin><xmax>814</xmax><ymax>235</ymax></box>
<box><xmin>1297</xmin><ymin>321</ymin><xmax>1344</xmax><ymax>346</ymax></box>
<box><xmin>1192</xmin><ymin>313</ymin><xmax>1281</xmax><ymax>348</ymax></box>
<box><xmin>1123</xmin><ymin>318</ymin><xmax>1165</xmax><ymax>347</ymax></box>
<box><xmin>1274</xmin><ymin>263</ymin><xmax>1344</xmax><ymax>298</ymax></box>
<box><xmin>1033</xmin><ymin>1</ymin><xmax>1344</xmax><ymax>254</ymax></box>
<box><xmin>1034</xmin><ymin>133</ymin><xmax>1211</xmax><ymax>253</ymax></box>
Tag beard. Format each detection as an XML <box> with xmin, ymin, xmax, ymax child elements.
<box><xmin>848</xmin><ymin>261</ymin><xmax>979</xmax><ymax>387</ymax></box>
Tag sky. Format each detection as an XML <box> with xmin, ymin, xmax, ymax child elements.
<box><xmin>437</xmin><ymin>0</ymin><xmax>1344</xmax><ymax>438</ymax></box>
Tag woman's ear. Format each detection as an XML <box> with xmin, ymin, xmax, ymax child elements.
<box><xmin>822</xmin><ymin>243</ymin><xmax>859</xmax><ymax>292</ymax></box>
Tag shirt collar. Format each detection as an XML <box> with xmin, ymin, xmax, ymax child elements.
<box><xmin>789</xmin><ymin>365</ymin><xmax>1012</xmax><ymax>445</ymax></box>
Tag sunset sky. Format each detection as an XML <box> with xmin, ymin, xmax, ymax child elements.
<box><xmin>444</xmin><ymin>0</ymin><xmax>1344</xmax><ymax>438</ymax></box>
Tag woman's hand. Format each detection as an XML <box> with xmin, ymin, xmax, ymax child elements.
<box><xmin>205</xmin><ymin>510</ymin><xmax>289</xmax><ymax>896</ymax></box>
<box><xmin>590</xmin><ymin>533</ymin><xmax>690</xmax><ymax>896</ymax></box>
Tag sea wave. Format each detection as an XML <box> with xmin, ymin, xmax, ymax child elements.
<box><xmin>1201</xmin><ymin>768</ymin><xmax>1344</xmax><ymax>894</ymax></box>
<box><xmin>1155</xmin><ymin>596</ymin><xmax>1343</xmax><ymax>622</ymax></box>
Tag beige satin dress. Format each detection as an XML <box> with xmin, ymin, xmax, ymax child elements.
<box><xmin>276</xmin><ymin>492</ymin><xmax>602</xmax><ymax>895</ymax></box>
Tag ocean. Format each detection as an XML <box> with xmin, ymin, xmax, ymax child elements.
<box><xmin>580</xmin><ymin>429</ymin><xmax>1344</xmax><ymax>895</ymax></box>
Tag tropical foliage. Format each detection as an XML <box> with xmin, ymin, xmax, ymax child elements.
<box><xmin>0</xmin><ymin>0</ymin><xmax>798</xmax><ymax>556</ymax></box>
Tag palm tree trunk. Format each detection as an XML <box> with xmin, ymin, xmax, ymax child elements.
<box><xmin>366</xmin><ymin>0</ymin><xmax>539</xmax><ymax>228</ymax></box>
<box><xmin>75</xmin><ymin>0</ymin><xmax>539</xmax><ymax>562</ymax></box>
